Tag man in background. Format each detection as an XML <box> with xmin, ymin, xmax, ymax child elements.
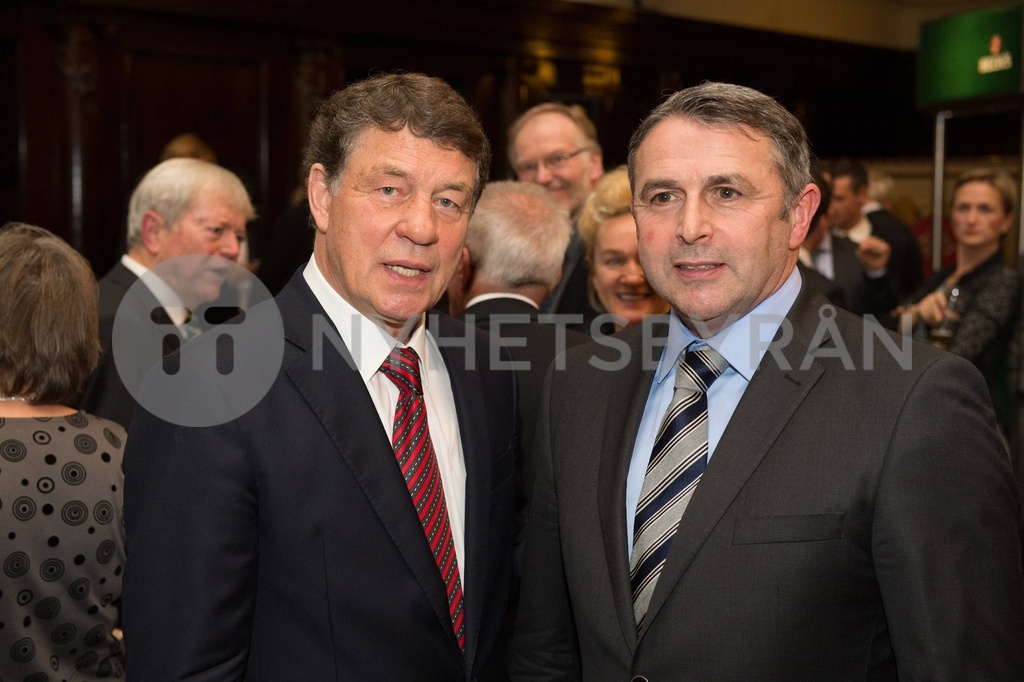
<box><xmin>829</xmin><ymin>158</ymin><xmax>922</xmax><ymax>301</ymax></box>
<box><xmin>448</xmin><ymin>179</ymin><xmax>589</xmax><ymax>491</ymax></box>
<box><xmin>77</xmin><ymin>158</ymin><xmax>252</xmax><ymax>428</ymax></box>
<box><xmin>508</xmin><ymin>103</ymin><xmax>603</xmax><ymax>315</ymax></box>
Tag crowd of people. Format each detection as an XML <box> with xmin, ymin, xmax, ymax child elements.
<box><xmin>1</xmin><ymin>71</ymin><xmax>1022</xmax><ymax>680</ymax></box>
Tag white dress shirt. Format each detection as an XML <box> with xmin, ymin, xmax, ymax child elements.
<box><xmin>838</xmin><ymin>216</ymin><xmax>872</xmax><ymax>244</ymax></box>
<box><xmin>302</xmin><ymin>257</ymin><xmax>468</xmax><ymax>584</ymax></box>
<box><xmin>799</xmin><ymin>231</ymin><xmax>835</xmax><ymax>281</ymax></box>
<box><xmin>121</xmin><ymin>254</ymin><xmax>194</xmax><ymax>334</ymax></box>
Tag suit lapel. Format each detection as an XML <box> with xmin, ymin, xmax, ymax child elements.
<box><xmin>597</xmin><ymin>324</ymin><xmax>664</xmax><ymax>652</ymax></box>
<box><xmin>639</xmin><ymin>288</ymin><xmax>830</xmax><ymax>635</ymax></box>
<box><xmin>279</xmin><ymin>281</ymin><xmax>461</xmax><ymax>655</ymax></box>
<box><xmin>435</xmin><ymin>315</ymin><xmax>492</xmax><ymax>674</ymax></box>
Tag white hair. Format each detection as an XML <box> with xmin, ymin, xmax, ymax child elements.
<box><xmin>465</xmin><ymin>181</ymin><xmax>571</xmax><ymax>291</ymax></box>
<box><xmin>126</xmin><ymin>158</ymin><xmax>255</xmax><ymax>249</ymax></box>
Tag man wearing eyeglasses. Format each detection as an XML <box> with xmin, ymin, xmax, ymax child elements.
<box><xmin>509</xmin><ymin>103</ymin><xmax>604</xmax><ymax>316</ymax></box>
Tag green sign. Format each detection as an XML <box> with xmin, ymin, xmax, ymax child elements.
<box><xmin>918</xmin><ymin>3</ymin><xmax>1023</xmax><ymax>106</ymax></box>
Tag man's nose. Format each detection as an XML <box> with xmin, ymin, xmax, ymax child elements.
<box><xmin>396</xmin><ymin>193</ymin><xmax>439</xmax><ymax>245</ymax></box>
<box><xmin>677</xmin><ymin>200</ymin><xmax>712</xmax><ymax>244</ymax></box>
<box><xmin>534</xmin><ymin>162</ymin><xmax>555</xmax><ymax>185</ymax></box>
<box><xmin>217</xmin><ymin>231</ymin><xmax>242</xmax><ymax>261</ymax></box>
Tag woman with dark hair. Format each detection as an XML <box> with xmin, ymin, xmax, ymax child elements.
<box><xmin>0</xmin><ymin>223</ymin><xmax>126</xmax><ymax>679</ymax></box>
<box><xmin>895</xmin><ymin>169</ymin><xmax>1022</xmax><ymax>434</ymax></box>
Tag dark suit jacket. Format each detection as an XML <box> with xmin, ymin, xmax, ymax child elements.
<box><xmin>796</xmin><ymin>261</ymin><xmax>847</xmax><ymax>310</ymax></box>
<box><xmin>512</xmin><ymin>284</ymin><xmax>1024</xmax><ymax>680</ymax></box>
<box><xmin>831</xmin><ymin>234</ymin><xmax>898</xmax><ymax>319</ymax></box>
<box><xmin>123</xmin><ymin>273</ymin><xmax>518</xmax><ymax>680</ymax></box>
<box><xmin>543</xmin><ymin>232</ymin><xmax>590</xmax><ymax>317</ymax></box>
<box><xmin>462</xmin><ymin>297</ymin><xmax>589</xmax><ymax>493</ymax></box>
<box><xmin>77</xmin><ymin>261</ymin><xmax>183</xmax><ymax>429</ymax></box>
<box><xmin>866</xmin><ymin>208</ymin><xmax>923</xmax><ymax>301</ymax></box>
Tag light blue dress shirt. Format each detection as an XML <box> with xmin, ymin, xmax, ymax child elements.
<box><xmin>624</xmin><ymin>268</ymin><xmax>803</xmax><ymax>549</ymax></box>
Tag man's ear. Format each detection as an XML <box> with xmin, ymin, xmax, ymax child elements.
<box><xmin>588</xmin><ymin>149</ymin><xmax>604</xmax><ymax>183</ymax></box>
<box><xmin>457</xmin><ymin>247</ymin><xmax>473</xmax><ymax>290</ymax></box>
<box><xmin>789</xmin><ymin>183</ymin><xmax>821</xmax><ymax>250</ymax></box>
<box><xmin>307</xmin><ymin>164</ymin><xmax>333</xmax><ymax>235</ymax></box>
<box><xmin>139</xmin><ymin>210</ymin><xmax>167</xmax><ymax>255</ymax></box>
<box><xmin>856</xmin><ymin>183</ymin><xmax>872</xmax><ymax>207</ymax></box>
<box><xmin>446</xmin><ymin>247</ymin><xmax>474</xmax><ymax>317</ymax></box>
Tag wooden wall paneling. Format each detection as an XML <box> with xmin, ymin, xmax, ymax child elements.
<box><xmin>16</xmin><ymin>2</ymin><xmax>72</xmax><ymax>242</ymax></box>
<box><xmin>0</xmin><ymin>37</ymin><xmax>18</xmax><ymax>226</ymax></box>
<box><xmin>112</xmin><ymin>12</ymin><xmax>274</xmax><ymax>270</ymax></box>
<box><xmin>57</xmin><ymin>23</ymin><xmax>100</xmax><ymax>255</ymax></box>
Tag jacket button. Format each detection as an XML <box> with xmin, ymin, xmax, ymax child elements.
<box><xmin>631</xmin><ymin>677</ymin><xmax>649</xmax><ymax>682</ymax></box>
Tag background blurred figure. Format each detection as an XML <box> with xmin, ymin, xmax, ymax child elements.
<box><xmin>578</xmin><ymin>166</ymin><xmax>669</xmax><ymax>334</ymax></box>
<box><xmin>509</xmin><ymin>102</ymin><xmax>604</xmax><ymax>316</ymax></box>
<box><xmin>159</xmin><ymin>132</ymin><xmax>217</xmax><ymax>163</ymax></box>
<box><xmin>448</xmin><ymin>180</ymin><xmax>589</xmax><ymax>492</ymax></box>
<box><xmin>829</xmin><ymin>158</ymin><xmax>923</xmax><ymax>300</ymax></box>
<box><xmin>896</xmin><ymin>168</ymin><xmax>1022</xmax><ymax>436</ymax></box>
<box><xmin>0</xmin><ymin>223</ymin><xmax>127</xmax><ymax>680</ymax></box>
<box><xmin>797</xmin><ymin>172</ymin><xmax>847</xmax><ymax>309</ymax></box>
<box><xmin>77</xmin><ymin>158</ymin><xmax>254</xmax><ymax>428</ymax></box>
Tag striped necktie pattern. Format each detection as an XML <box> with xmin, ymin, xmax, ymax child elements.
<box><xmin>629</xmin><ymin>345</ymin><xmax>729</xmax><ymax>629</ymax></box>
<box><xmin>379</xmin><ymin>346</ymin><xmax>466</xmax><ymax>653</ymax></box>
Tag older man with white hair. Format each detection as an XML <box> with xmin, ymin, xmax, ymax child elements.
<box><xmin>77</xmin><ymin>158</ymin><xmax>253</xmax><ymax>427</ymax></box>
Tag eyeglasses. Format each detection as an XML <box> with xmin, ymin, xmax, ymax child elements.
<box><xmin>514</xmin><ymin>146</ymin><xmax>595</xmax><ymax>178</ymax></box>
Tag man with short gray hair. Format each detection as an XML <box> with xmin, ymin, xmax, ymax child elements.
<box><xmin>78</xmin><ymin>157</ymin><xmax>253</xmax><ymax>427</ymax></box>
<box><xmin>447</xmin><ymin>180</ymin><xmax>589</xmax><ymax>490</ymax></box>
<box><xmin>513</xmin><ymin>81</ymin><xmax>1023</xmax><ymax>680</ymax></box>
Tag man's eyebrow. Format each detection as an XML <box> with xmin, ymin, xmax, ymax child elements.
<box><xmin>436</xmin><ymin>181</ymin><xmax>472</xmax><ymax>196</ymax></box>
<box><xmin>377</xmin><ymin>166</ymin><xmax>410</xmax><ymax>181</ymax></box>
<box><xmin>637</xmin><ymin>177</ymin><xmax>682</xmax><ymax>198</ymax></box>
<box><xmin>705</xmin><ymin>173</ymin><xmax>755</xmax><ymax>192</ymax></box>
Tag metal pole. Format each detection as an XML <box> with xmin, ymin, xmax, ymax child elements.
<box><xmin>1018</xmin><ymin>109</ymin><xmax>1024</xmax><ymax>261</ymax></box>
<box><xmin>931</xmin><ymin>111</ymin><xmax>948</xmax><ymax>275</ymax></box>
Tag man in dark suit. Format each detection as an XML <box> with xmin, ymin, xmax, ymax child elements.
<box><xmin>508</xmin><ymin>103</ymin><xmax>604</xmax><ymax>317</ymax></box>
<box><xmin>77</xmin><ymin>158</ymin><xmax>253</xmax><ymax>428</ymax></box>
<box><xmin>511</xmin><ymin>82</ymin><xmax>1024</xmax><ymax>680</ymax></box>
<box><xmin>798</xmin><ymin>170</ymin><xmax>846</xmax><ymax>310</ymax></box>
<box><xmin>829</xmin><ymin>158</ymin><xmax>923</xmax><ymax>301</ymax></box>
<box><xmin>123</xmin><ymin>73</ymin><xmax>518</xmax><ymax>679</ymax></box>
<box><xmin>447</xmin><ymin>180</ymin><xmax>589</xmax><ymax>493</ymax></box>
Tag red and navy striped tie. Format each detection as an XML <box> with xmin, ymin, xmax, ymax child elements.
<box><xmin>380</xmin><ymin>346</ymin><xmax>466</xmax><ymax>653</ymax></box>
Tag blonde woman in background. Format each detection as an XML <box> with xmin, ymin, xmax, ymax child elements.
<box><xmin>578</xmin><ymin>166</ymin><xmax>669</xmax><ymax>334</ymax></box>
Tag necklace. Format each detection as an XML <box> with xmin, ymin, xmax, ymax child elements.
<box><xmin>0</xmin><ymin>395</ymin><xmax>31</xmax><ymax>402</ymax></box>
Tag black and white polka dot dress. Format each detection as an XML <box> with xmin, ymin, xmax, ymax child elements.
<box><xmin>0</xmin><ymin>412</ymin><xmax>126</xmax><ymax>680</ymax></box>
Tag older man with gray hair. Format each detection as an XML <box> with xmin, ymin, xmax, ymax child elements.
<box><xmin>78</xmin><ymin>157</ymin><xmax>253</xmax><ymax>427</ymax></box>
<box><xmin>448</xmin><ymin>180</ymin><xmax>589</xmax><ymax>491</ymax></box>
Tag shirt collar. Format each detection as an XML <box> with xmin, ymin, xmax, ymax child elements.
<box><xmin>121</xmin><ymin>254</ymin><xmax>190</xmax><ymax>327</ymax></box>
<box><xmin>656</xmin><ymin>266</ymin><xmax>802</xmax><ymax>385</ymax></box>
<box><xmin>302</xmin><ymin>256</ymin><xmax>429</xmax><ymax>387</ymax></box>
<box><xmin>464</xmin><ymin>292</ymin><xmax>539</xmax><ymax>310</ymax></box>
<box><xmin>843</xmin><ymin>217</ymin><xmax>872</xmax><ymax>244</ymax></box>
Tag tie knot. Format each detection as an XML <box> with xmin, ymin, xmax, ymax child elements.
<box><xmin>381</xmin><ymin>346</ymin><xmax>423</xmax><ymax>395</ymax></box>
<box><xmin>675</xmin><ymin>345</ymin><xmax>729</xmax><ymax>393</ymax></box>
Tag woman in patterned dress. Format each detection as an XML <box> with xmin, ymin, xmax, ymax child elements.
<box><xmin>896</xmin><ymin>169</ymin><xmax>1022</xmax><ymax>436</ymax></box>
<box><xmin>0</xmin><ymin>223</ymin><xmax>126</xmax><ymax>680</ymax></box>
